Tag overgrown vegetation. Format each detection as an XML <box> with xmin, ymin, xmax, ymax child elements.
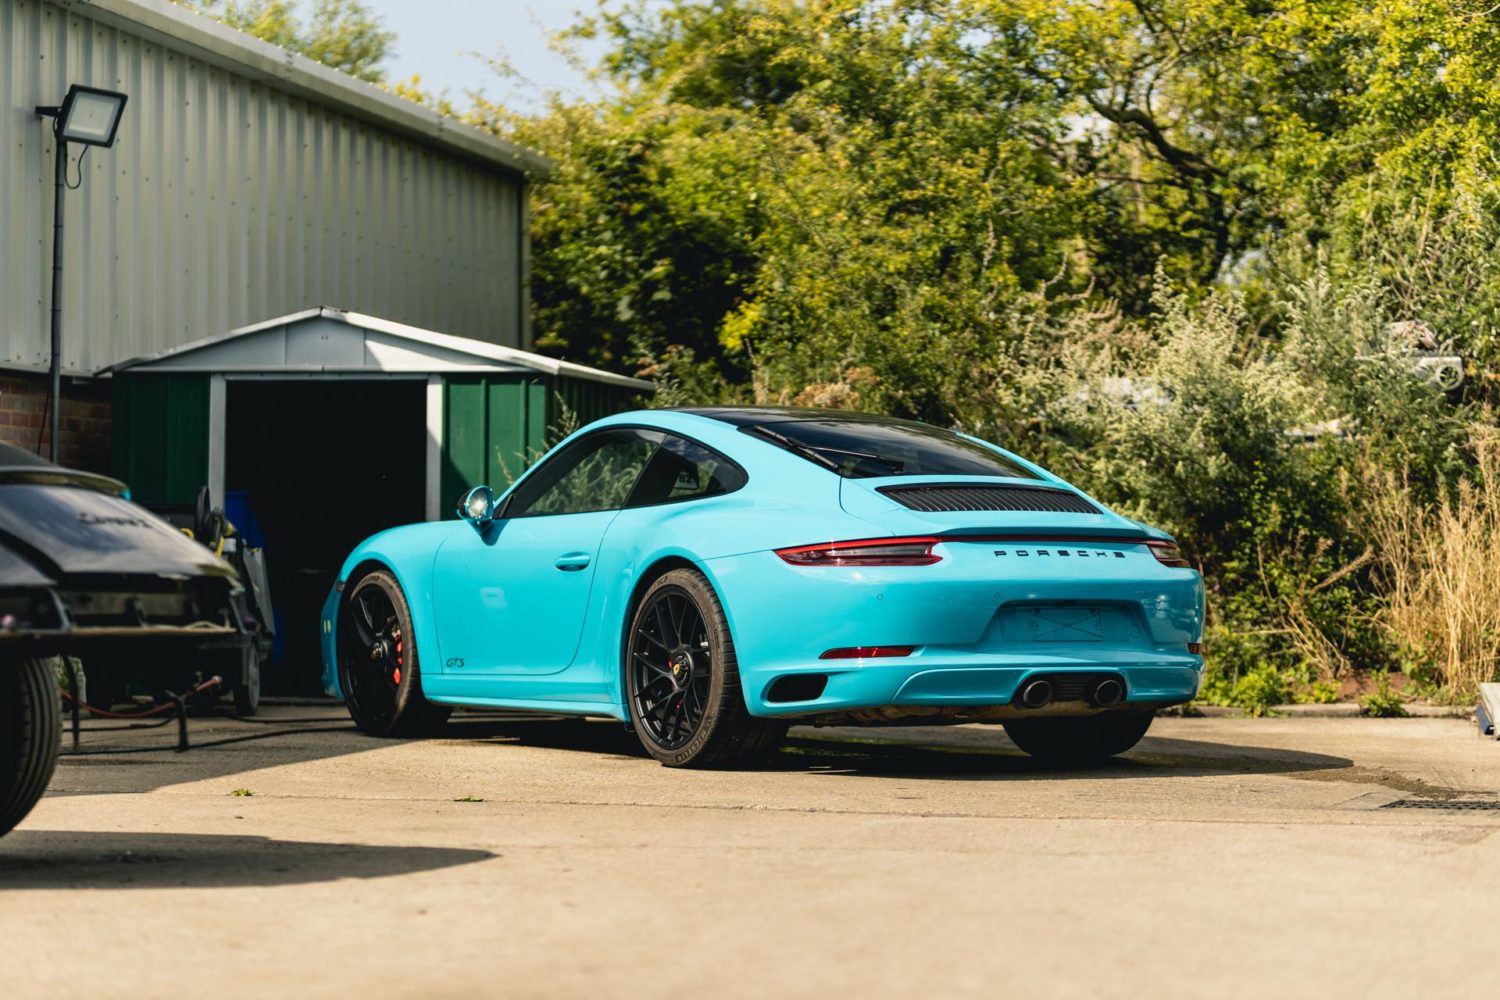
<box><xmin>1366</xmin><ymin>426</ymin><xmax>1500</xmax><ymax>698</ymax></box>
<box><xmin>204</xmin><ymin>0</ymin><xmax>1500</xmax><ymax>703</ymax></box>
<box><xmin>1360</xmin><ymin>673</ymin><xmax>1410</xmax><ymax>719</ymax></box>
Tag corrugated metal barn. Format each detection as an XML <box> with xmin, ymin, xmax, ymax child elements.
<box><xmin>2</xmin><ymin>0</ymin><xmax>548</xmax><ymax>371</ymax></box>
<box><xmin>1</xmin><ymin>0</ymin><xmax>649</xmax><ymax>688</ymax></box>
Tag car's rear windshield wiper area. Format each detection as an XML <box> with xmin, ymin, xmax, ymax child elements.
<box><xmin>738</xmin><ymin>418</ymin><xmax>1038</xmax><ymax>480</ymax></box>
<box><xmin>741</xmin><ymin>425</ymin><xmax>843</xmax><ymax>473</ymax></box>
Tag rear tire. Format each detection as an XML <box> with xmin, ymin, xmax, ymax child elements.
<box><xmin>0</xmin><ymin>656</ymin><xmax>60</xmax><ymax>836</ymax></box>
<box><xmin>232</xmin><ymin>652</ymin><xmax>261</xmax><ymax>717</ymax></box>
<box><xmin>339</xmin><ymin>570</ymin><xmax>449</xmax><ymax>738</ymax></box>
<box><xmin>625</xmin><ymin>569</ymin><xmax>786</xmax><ymax>768</ymax></box>
<box><xmin>1003</xmin><ymin>710</ymin><xmax>1155</xmax><ymax>765</ymax></box>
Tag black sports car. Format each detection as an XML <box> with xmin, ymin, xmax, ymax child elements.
<box><xmin>0</xmin><ymin>444</ymin><xmax>263</xmax><ymax>835</ymax></box>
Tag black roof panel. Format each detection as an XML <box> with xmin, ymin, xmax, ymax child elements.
<box><xmin>674</xmin><ymin>406</ymin><xmax>925</xmax><ymax>428</ymax></box>
<box><xmin>676</xmin><ymin>407</ymin><xmax>1041</xmax><ymax>480</ymax></box>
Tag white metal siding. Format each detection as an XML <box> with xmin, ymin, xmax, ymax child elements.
<box><xmin>1</xmin><ymin>0</ymin><xmax>526</xmax><ymax>375</ymax></box>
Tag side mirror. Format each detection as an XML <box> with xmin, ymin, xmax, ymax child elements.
<box><xmin>457</xmin><ymin>485</ymin><xmax>496</xmax><ymax>524</ymax></box>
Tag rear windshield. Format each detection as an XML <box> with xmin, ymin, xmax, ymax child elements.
<box><xmin>740</xmin><ymin>419</ymin><xmax>1038</xmax><ymax>480</ymax></box>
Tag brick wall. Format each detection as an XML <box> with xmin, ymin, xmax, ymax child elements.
<box><xmin>0</xmin><ymin>373</ymin><xmax>112</xmax><ymax>474</ymax></box>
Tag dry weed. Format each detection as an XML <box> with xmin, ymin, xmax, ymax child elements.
<box><xmin>1366</xmin><ymin>426</ymin><xmax>1500</xmax><ymax>696</ymax></box>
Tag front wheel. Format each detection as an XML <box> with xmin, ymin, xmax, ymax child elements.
<box><xmin>0</xmin><ymin>656</ymin><xmax>61</xmax><ymax>836</ymax></box>
<box><xmin>1002</xmin><ymin>710</ymin><xmax>1155</xmax><ymax>765</ymax></box>
<box><xmin>625</xmin><ymin>569</ymin><xmax>786</xmax><ymax>768</ymax></box>
<box><xmin>338</xmin><ymin>570</ymin><xmax>449</xmax><ymax>737</ymax></box>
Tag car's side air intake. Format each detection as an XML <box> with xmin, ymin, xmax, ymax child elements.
<box><xmin>877</xmin><ymin>484</ymin><xmax>1102</xmax><ymax>515</ymax></box>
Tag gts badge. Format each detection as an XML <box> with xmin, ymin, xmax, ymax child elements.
<box><xmin>445</xmin><ymin>657</ymin><xmax>465</xmax><ymax>668</ymax></box>
<box><xmin>995</xmin><ymin>549</ymin><xmax>1125</xmax><ymax>559</ymax></box>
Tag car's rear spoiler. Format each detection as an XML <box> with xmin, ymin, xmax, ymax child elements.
<box><xmin>0</xmin><ymin>467</ymin><xmax>128</xmax><ymax>496</ymax></box>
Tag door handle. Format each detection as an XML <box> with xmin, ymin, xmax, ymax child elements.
<box><xmin>554</xmin><ymin>552</ymin><xmax>592</xmax><ymax>571</ymax></box>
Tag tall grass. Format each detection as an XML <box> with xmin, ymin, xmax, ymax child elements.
<box><xmin>1366</xmin><ymin>427</ymin><xmax>1500</xmax><ymax>697</ymax></box>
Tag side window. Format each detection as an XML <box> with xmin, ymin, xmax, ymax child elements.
<box><xmin>625</xmin><ymin>434</ymin><xmax>747</xmax><ymax>508</ymax></box>
<box><xmin>506</xmin><ymin>429</ymin><xmax>662</xmax><ymax>518</ymax></box>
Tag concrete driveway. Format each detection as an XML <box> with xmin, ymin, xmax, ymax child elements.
<box><xmin>2</xmin><ymin>707</ymin><xmax>1496</xmax><ymax>999</ymax></box>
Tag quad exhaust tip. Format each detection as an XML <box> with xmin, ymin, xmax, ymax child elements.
<box><xmin>1091</xmin><ymin>677</ymin><xmax>1125</xmax><ymax>708</ymax></box>
<box><xmin>1015</xmin><ymin>675</ymin><xmax>1126</xmax><ymax>710</ymax></box>
<box><xmin>1018</xmin><ymin>678</ymin><xmax>1054</xmax><ymax>710</ymax></box>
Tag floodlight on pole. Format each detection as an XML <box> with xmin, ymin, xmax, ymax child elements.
<box><xmin>34</xmin><ymin>84</ymin><xmax>128</xmax><ymax>463</ymax></box>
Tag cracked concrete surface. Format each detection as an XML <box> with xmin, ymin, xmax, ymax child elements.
<box><xmin>2</xmin><ymin>709</ymin><xmax>1497</xmax><ymax>999</ymax></box>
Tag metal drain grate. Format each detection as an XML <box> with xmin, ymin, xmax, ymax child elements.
<box><xmin>1381</xmin><ymin>799</ymin><xmax>1500</xmax><ymax>811</ymax></box>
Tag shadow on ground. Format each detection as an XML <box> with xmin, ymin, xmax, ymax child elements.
<box><xmin>787</xmin><ymin>733</ymin><xmax>1353</xmax><ymax>780</ymax></box>
<box><xmin>44</xmin><ymin>710</ymin><xmax>1357</xmax><ymax>796</ymax></box>
<box><xmin>440</xmin><ymin>715</ymin><xmax>1355</xmax><ymax>780</ymax></box>
<box><xmin>48</xmin><ymin>708</ymin><xmax>369</xmax><ymax>796</ymax></box>
<box><xmin>0</xmin><ymin>831</ymin><xmax>494</xmax><ymax>890</ymax></box>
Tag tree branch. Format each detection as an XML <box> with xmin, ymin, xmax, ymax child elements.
<box><xmin>1085</xmin><ymin>96</ymin><xmax>1223</xmax><ymax>180</ymax></box>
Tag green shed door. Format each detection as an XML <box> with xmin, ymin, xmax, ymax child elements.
<box><xmin>439</xmin><ymin>374</ymin><xmax>646</xmax><ymax>518</ymax></box>
<box><xmin>111</xmin><ymin>375</ymin><xmax>211</xmax><ymax>505</ymax></box>
<box><xmin>547</xmin><ymin>375</ymin><xmax>645</xmax><ymax>432</ymax></box>
<box><xmin>440</xmin><ymin>375</ymin><xmax>549</xmax><ymax>512</ymax></box>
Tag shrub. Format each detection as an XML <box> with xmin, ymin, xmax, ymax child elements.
<box><xmin>1032</xmin><ymin>273</ymin><xmax>1402</xmax><ymax>692</ymax></box>
<box><xmin>1231</xmin><ymin>664</ymin><xmax>1291</xmax><ymax>717</ymax></box>
<box><xmin>1364</xmin><ymin>425</ymin><xmax>1500</xmax><ymax>699</ymax></box>
<box><xmin>1360</xmin><ymin>672</ymin><xmax>1409</xmax><ymax>718</ymax></box>
<box><xmin>1295</xmin><ymin>680</ymin><xmax>1343</xmax><ymax>705</ymax></box>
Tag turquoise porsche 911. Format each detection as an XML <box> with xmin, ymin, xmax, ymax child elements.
<box><xmin>321</xmin><ymin>407</ymin><xmax>1204</xmax><ymax>767</ymax></box>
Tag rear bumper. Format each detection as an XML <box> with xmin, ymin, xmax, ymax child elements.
<box><xmin>706</xmin><ymin>541</ymin><xmax>1205</xmax><ymax>719</ymax></box>
<box><xmin>744</xmin><ymin>654</ymin><xmax>1202</xmax><ymax>719</ymax></box>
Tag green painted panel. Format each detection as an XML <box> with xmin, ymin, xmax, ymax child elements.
<box><xmin>481</xmin><ymin>376</ymin><xmax>546</xmax><ymax>489</ymax></box>
<box><xmin>548</xmin><ymin>376</ymin><xmax>644</xmax><ymax>432</ymax></box>
<box><xmin>525</xmin><ymin>379</ymin><xmax>549</xmax><ymax>464</ymax></box>
<box><xmin>128</xmin><ymin>379</ymin><xmax>167</xmax><ymax>500</ymax></box>
<box><xmin>166</xmin><ymin>379</ymin><xmax>210</xmax><ymax>503</ymax></box>
<box><xmin>438</xmin><ymin>373</ymin><xmax>642</xmax><ymax>518</ymax></box>
<box><xmin>442</xmin><ymin>378</ymin><xmax>488</xmax><ymax>513</ymax></box>
<box><xmin>486</xmin><ymin>378</ymin><xmax>530</xmax><ymax>484</ymax></box>
<box><xmin>110</xmin><ymin>379</ymin><xmax>132</xmax><ymax>489</ymax></box>
<box><xmin>110</xmin><ymin>375</ymin><xmax>210</xmax><ymax>505</ymax></box>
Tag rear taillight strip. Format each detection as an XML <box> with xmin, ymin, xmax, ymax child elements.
<box><xmin>1145</xmin><ymin>540</ymin><xmax>1192</xmax><ymax>568</ymax></box>
<box><xmin>940</xmin><ymin>534</ymin><xmax>1152</xmax><ymax>545</ymax></box>
<box><xmin>776</xmin><ymin>536</ymin><xmax>943</xmax><ymax>567</ymax></box>
<box><xmin>775</xmin><ymin>534</ymin><xmax>1191</xmax><ymax>568</ymax></box>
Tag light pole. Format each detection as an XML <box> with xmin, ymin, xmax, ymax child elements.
<box><xmin>34</xmin><ymin>84</ymin><xmax>128</xmax><ymax>464</ymax></box>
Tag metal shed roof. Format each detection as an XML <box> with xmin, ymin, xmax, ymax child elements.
<box><xmin>98</xmin><ymin>308</ymin><xmax>654</xmax><ymax>391</ymax></box>
<box><xmin>67</xmin><ymin>0</ymin><xmax>553</xmax><ymax>178</ymax></box>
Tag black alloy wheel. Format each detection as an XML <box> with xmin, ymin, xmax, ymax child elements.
<box><xmin>631</xmin><ymin>588</ymin><xmax>712</xmax><ymax>752</ymax></box>
<box><xmin>625</xmin><ymin>568</ymin><xmax>787</xmax><ymax>768</ymax></box>
<box><xmin>339</xmin><ymin>570</ymin><xmax>448</xmax><ymax>737</ymax></box>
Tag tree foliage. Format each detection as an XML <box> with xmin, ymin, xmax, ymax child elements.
<box><xmin>183</xmin><ymin>0</ymin><xmax>1500</xmax><ymax>696</ymax></box>
<box><xmin>469</xmin><ymin>0</ymin><xmax>1500</xmax><ymax>697</ymax></box>
<box><xmin>494</xmin><ymin>1</ymin><xmax>1500</xmax><ymax>377</ymax></box>
<box><xmin>180</xmin><ymin>0</ymin><xmax>394</xmax><ymax>82</ymax></box>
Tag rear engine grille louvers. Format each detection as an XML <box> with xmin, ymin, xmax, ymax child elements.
<box><xmin>877</xmin><ymin>484</ymin><xmax>1102</xmax><ymax>515</ymax></box>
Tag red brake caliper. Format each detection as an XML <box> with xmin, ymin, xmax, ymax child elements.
<box><xmin>392</xmin><ymin>627</ymin><xmax>404</xmax><ymax>686</ymax></box>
